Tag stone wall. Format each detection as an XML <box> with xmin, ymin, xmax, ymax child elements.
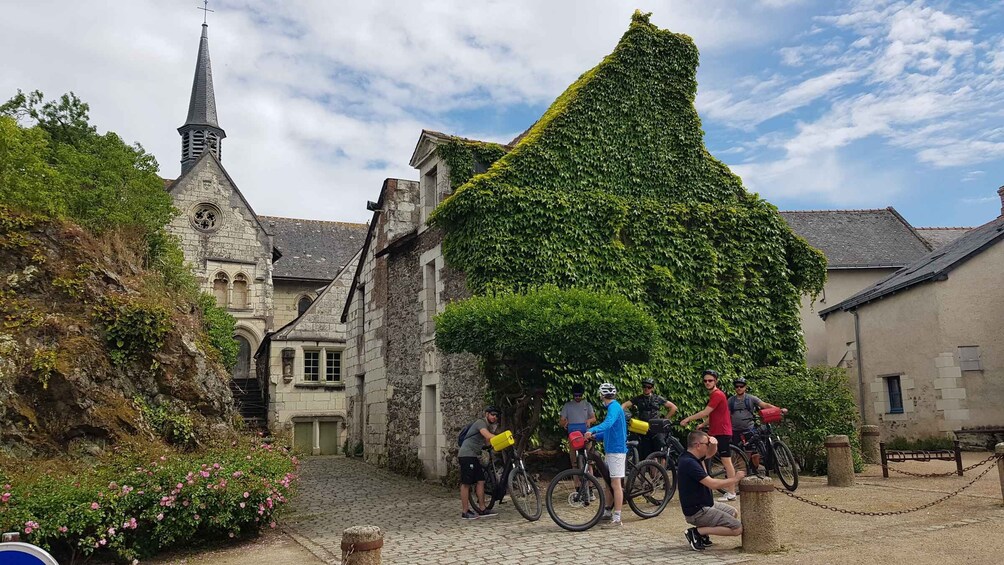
<box><xmin>274</xmin><ymin>281</ymin><xmax>325</xmax><ymax>329</ymax></box>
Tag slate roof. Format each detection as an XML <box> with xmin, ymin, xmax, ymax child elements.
<box><xmin>183</xmin><ymin>24</ymin><xmax>222</xmax><ymax>129</ymax></box>
<box><xmin>820</xmin><ymin>215</ymin><xmax>1004</xmax><ymax>316</ymax></box>
<box><xmin>914</xmin><ymin>227</ymin><xmax>972</xmax><ymax>250</ymax></box>
<box><xmin>780</xmin><ymin>208</ymin><xmax>931</xmax><ymax>269</ymax></box>
<box><xmin>260</xmin><ymin>216</ymin><xmax>368</xmax><ymax>281</ymax></box>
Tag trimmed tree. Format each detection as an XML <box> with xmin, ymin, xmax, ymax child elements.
<box><xmin>435</xmin><ymin>286</ymin><xmax>657</xmax><ymax>450</ymax></box>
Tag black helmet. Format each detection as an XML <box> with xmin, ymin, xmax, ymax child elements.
<box><xmin>733</xmin><ymin>377</ymin><xmax>747</xmax><ymax>387</ymax></box>
<box><xmin>571</xmin><ymin>383</ymin><xmax>585</xmax><ymax>395</ymax></box>
<box><xmin>485</xmin><ymin>405</ymin><xmax>500</xmax><ymax>416</ymax></box>
<box><xmin>641</xmin><ymin>377</ymin><xmax>655</xmax><ymax>387</ymax></box>
<box><xmin>702</xmin><ymin>369</ymin><xmax>719</xmax><ymax>379</ymax></box>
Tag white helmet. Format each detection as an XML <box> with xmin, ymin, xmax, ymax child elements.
<box><xmin>598</xmin><ymin>382</ymin><xmax>617</xmax><ymax>397</ymax></box>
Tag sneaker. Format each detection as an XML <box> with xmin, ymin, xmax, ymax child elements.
<box><xmin>605</xmin><ymin>518</ymin><xmax>623</xmax><ymax>527</ymax></box>
<box><xmin>461</xmin><ymin>510</ymin><xmax>479</xmax><ymax>520</ymax></box>
<box><xmin>685</xmin><ymin>528</ymin><xmax>705</xmax><ymax>551</ymax></box>
<box><xmin>477</xmin><ymin>507</ymin><xmax>498</xmax><ymax>518</ymax></box>
<box><xmin>701</xmin><ymin>534</ymin><xmax>713</xmax><ymax>546</ymax></box>
<box><xmin>717</xmin><ymin>492</ymin><xmax>737</xmax><ymax>502</ymax></box>
<box><xmin>601</xmin><ymin>508</ymin><xmax>613</xmax><ymax>519</ymax></box>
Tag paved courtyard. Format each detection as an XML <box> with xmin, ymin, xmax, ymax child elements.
<box><xmin>283</xmin><ymin>454</ymin><xmax>1004</xmax><ymax>565</ymax></box>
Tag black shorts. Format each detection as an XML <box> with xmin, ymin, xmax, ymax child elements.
<box><xmin>459</xmin><ymin>456</ymin><xmax>484</xmax><ymax>485</ymax></box>
<box><xmin>713</xmin><ymin>434</ymin><xmax>732</xmax><ymax>455</ymax></box>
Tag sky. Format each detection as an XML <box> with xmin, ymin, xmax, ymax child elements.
<box><xmin>2</xmin><ymin>0</ymin><xmax>1003</xmax><ymax>227</ymax></box>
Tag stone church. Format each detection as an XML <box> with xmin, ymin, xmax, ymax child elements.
<box><xmin>163</xmin><ymin>23</ymin><xmax>367</xmax><ymax>455</ymax></box>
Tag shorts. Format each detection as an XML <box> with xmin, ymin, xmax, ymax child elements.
<box><xmin>685</xmin><ymin>502</ymin><xmax>741</xmax><ymax>529</ymax></box>
<box><xmin>606</xmin><ymin>453</ymin><xmax>626</xmax><ymax>479</ymax></box>
<box><xmin>714</xmin><ymin>434</ymin><xmax>732</xmax><ymax>455</ymax></box>
<box><xmin>459</xmin><ymin>456</ymin><xmax>484</xmax><ymax>485</ymax></box>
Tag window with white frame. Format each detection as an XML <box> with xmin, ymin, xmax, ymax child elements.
<box><xmin>959</xmin><ymin>346</ymin><xmax>982</xmax><ymax>371</ymax></box>
<box><xmin>303</xmin><ymin>350</ymin><xmax>320</xmax><ymax>382</ymax></box>
<box><xmin>422</xmin><ymin>166</ymin><xmax>438</xmax><ymax>221</ymax></box>
<box><xmin>326</xmin><ymin>351</ymin><xmax>342</xmax><ymax>382</ymax></box>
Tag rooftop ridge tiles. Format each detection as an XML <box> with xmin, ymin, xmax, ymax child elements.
<box><xmin>258</xmin><ymin>215</ymin><xmax>367</xmax><ymax>228</ymax></box>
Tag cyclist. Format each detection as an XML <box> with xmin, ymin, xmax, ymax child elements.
<box><xmin>458</xmin><ymin>406</ymin><xmax>500</xmax><ymax>520</ymax></box>
<box><xmin>678</xmin><ymin>430</ymin><xmax>745</xmax><ymax>551</ymax></box>
<box><xmin>679</xmin><ymin>370</ymin><xmax>737</xmax><ymax>501</ymax></box>
<box><xmin>729</xmin><ymin>377</ymin><xmax>786</xmax><ymax>468</ymax></box>
<box><xmin>584</xmin><ymin>382</ymin><xmax>627</xmax><ymax>527</ymax></box>
<box><xmin>560</xmin><ymin>383</ymin><xmax>596</xmax><ymax>471</ymax></box>
<box><xmin>621</xmin><ymin>377</ymin><xmax>677</xmax><ymax>459</ymax></box>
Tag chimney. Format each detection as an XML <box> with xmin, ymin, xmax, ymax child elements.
<box><xmin>999</xmin><ymin>185</ymin><xmax>1004</xmax><ymax>217</ymax></box>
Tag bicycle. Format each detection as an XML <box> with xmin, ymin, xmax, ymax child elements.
<box><xmin>546</xmin><ymin>434</ymin><xmax>671</xmax><ymax>531</ymax></box>
<box><xmin>469</xmin><ymin>440</ymin><xmax>542</xmax><ymax>521</ymax></box>
<box><xmin>735</xmin><ymin>412</ymin><xmax>799</xmax><ymax>491</ymax></box>
<box><xmin>630</xmin><ymin>418</ymin><xmax>685</xmax><ymax>500</ymax></box>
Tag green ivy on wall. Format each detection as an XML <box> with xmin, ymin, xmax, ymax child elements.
<box><xmin>430</xmin><ymin>11</ymin><xmax>827</xmax><ymax>416</ymax></box>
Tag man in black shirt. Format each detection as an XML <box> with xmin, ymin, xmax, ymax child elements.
<box><xmin>677</xmin><ymin>430</ymin><xmax>745</xmax><ymax>551</ymax></box>
<box><xmin>621</xmin><ymin>377</ymin><xmax>677</xmax><ymax>458</ymax></box>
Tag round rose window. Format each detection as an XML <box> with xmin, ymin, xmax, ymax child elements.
<box><xmin>192</xmin><ymin>203</ymin><xmax>222</xmax><ymax>232</ymax></box>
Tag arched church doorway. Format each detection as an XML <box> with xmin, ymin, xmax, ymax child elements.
<box><xmin>230</xmin><ymin>334</ymin><xmax>266</xmax><ymax>429</ymax></box>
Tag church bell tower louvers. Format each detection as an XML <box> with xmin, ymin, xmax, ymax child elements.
<box><xmin>179</xmin><ymin>23</ymin><xmax>226</xmax><ymax>174</ymax></box>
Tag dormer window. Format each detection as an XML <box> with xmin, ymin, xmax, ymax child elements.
<box><xmin>422</xmin><ymin>166</ymin><xmax>438</xmax><ymax>223</ymax></box>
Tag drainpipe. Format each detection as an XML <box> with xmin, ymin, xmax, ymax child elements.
<box><xmin>852</xmin><ymin>309</ymin><xmax>867</xmax><ymax>424</ymax></box>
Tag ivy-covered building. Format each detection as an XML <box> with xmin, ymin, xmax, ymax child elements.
<box><xmin>163</xmin><ymin>22</ymin><xmax>367</xmax><ymax>450</ymax></box>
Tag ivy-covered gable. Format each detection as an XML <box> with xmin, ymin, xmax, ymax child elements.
<box><xmin>430</xmin><ymin>12</ymin><xmax>825</xmax><ymax>391</ymax></box>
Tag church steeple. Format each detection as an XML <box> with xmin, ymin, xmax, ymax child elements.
<box><xmin>178</xmin><ymin>22</ymin><xmax>226</xmax><ymax>174</ymax></box>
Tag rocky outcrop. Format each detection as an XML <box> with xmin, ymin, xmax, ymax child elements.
<box><xmin>0</xmin><ymin>209</ymin><xmax>235</xmax><ymax>455</ymax></box>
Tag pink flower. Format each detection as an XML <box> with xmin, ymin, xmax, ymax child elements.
<box><xmin>156</xmin><ymin>513</ymin><xmax>164</xmax><ymax>521</ymax></box>
<box><xmin>176</xmin><ymin>483</ymin><xmax>184</xmax><ymax>490</ymax></box>
<box><xmin>59</xmin><ymin>526</ymin><xmax>68</xmax><ymax>533</ymax></box>
<box><xmin>243</xmin><ymin>491</ymin><xmax>250</xmax><ymax>498</ymax></box>
<box><xmin>194</xmin><ymin>514</ymin><xmax>200</xmax><ymax>521</ymax></box>
<box><xmin>232</xmin><ymin>471</ymin><xmax>243</xmax><ymax>478</ymax></box>
<box><xmin>1</xmin><ymin>492</ymin><xmax>10</xmax><ymax>503</ymax></box>
<box><xmin>99</xmin><ymin>539</ymin><xmax>107</xmax><ymax>546</ymax></box>
<box><xmin>107</xmin><ymin>527</ymin><xmax>116</xmax><ymax>536</ymax></box>
<box><xmin>270</xmin><ymin>521</ymin><xmax>276</xmax><ymax>529</ymax></box>
<box><xmin>213</xmin><ymin>463</ymin><xmax>220</xmax><ymax>469</ymax></box>
<box><xmin>91</xmin><ymin>502</ymin><xmax>100</xmax><ymax>510</ymax></box>
<box><xmin>239</xmin><ymin>502</ymin><xmax>246</xmax><ymax>508</ymax></box>
<box><xmin>200</xmin><ymin>470</ymin><xmax>210</xmax><ymax>478</ymax></box>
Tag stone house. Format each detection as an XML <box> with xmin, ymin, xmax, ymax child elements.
<box><xmin>164</xmin><ymin>23</ymin><xmax>366</xmax><ymax>443</ymax></box>
<box><xmin>340</xmin><ymin>131</ymin><xmax>493</xmax><ymax>477</ymax></box>
<box><xmin>819</xmin><ymin>190</ymin><xmax>1004</xmax><ymax>440</ymax></box>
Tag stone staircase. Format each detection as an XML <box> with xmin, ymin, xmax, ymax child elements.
<box><xmin>230</xmin><ymin>377</ymin><xmax>267</xmax><ymax>430</ymax></box>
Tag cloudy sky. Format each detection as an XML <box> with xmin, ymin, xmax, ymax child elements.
<box><xmin>3</xmin><ymin>0</ymin><xmax>1003</xmax><ymax>227</ymax></box>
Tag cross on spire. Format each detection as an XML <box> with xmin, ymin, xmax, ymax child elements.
<box><xmin>197</xmin><ymin>0</ymin><xmax>214</xmax><ymax>24</ymax></box>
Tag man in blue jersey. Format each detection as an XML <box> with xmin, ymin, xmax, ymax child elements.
<box><xmin>584</xmin><ymin>382</ymin><xmax>627</xmax><ymax>527</ymax></box>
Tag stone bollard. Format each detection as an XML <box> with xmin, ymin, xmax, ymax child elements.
<box><xmin>739</xmin><ymin>475</ymin><xmax>781</xmax><ymax>553</ymax></box>
<box><xmin>860</xmin><ymin>425</ymin><xmax>880</xmax><ymax>464</ymax></box>
<box><xmin>341</xmin><ymin>525</ymin><xmax>383</xmax><ymax>565</ymax></box>
<box><xmin>825</xmin><ymin>435</ymin><xmax>855</xmax><ymax>487</ymax></box>
<box><xmin>997</xmin><ymin>443</ymin><xmax>1004</xmax><ymax>506</ymax></box>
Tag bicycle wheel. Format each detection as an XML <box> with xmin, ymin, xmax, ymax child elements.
<box><xmin>545</xmin><ymin>468</ymin><xmax>605</xmax><ymax>532</ymax></box>
<box><xmin>706</xmin><ymin>446</ymin><xmax>750</xmax><ymax>494</ymax></box>
<box><xmin>772</xmin><ymin>440</ymin><xmax>799</xmax><ymax>491</ymax></box>
<box><xmin>646</xmin><ymin>451</ymin><xmax>678</xmax><ymax>502</ymax></box>
<box><xmin>468</xmin><ymin>461</ymin><xmax>501</xmax><ymax>511</ymax></box>
<box><xmin>626</xmin><ymin>460</ymin><xmax>671</xmax><ymax>518</ymax></box>
<box><xmin>508</xmin><ymin>467</ymin><xmax>541</xmax><ymax>521</ymax></box>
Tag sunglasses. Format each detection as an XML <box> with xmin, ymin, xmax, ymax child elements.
<box><xmin>642</xmin><ymin>384</ymin><xmax>654</xmax><ymax>389</ymax></box>
<box><xmin>702</xmin><ymin>379</ymin><xmax>716</xmax><ymax>383</ymax></box>
<box><xmin>735</xmin><ymin>384</ymin><xmax>746</xmax><ymax>388</ymax></box>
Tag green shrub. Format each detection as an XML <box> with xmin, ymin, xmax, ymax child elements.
<box><xmin>197</xmin><ymin>293</ymin><xmax>238</xmax><ymax>370</ymax></box>
<box><xmin>885</xmin><ymin>436</ymin><xmax>955</xmax><ymax>451</ymax></box>
<box><xmin>747</xmin><ymin>364</ymin><xmax>863</xmax><ymax>474</ymax></box>
<box><xmin>135</xmin><ymin>397</ymin><xmax>198</xmax><ymax>450</ymax></box>
<box><xmin>0</xmin><ymin>439</ymin><xmax>298</xmax><ymax>563</ymax></box>
<box><xmin>93</xmin><ymin>295</ymin><xmax>172</xmax><ymax>367</ymax></box>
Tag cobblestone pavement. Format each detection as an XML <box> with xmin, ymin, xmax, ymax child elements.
<box><xmin>284</xmin><ymin>456</ymin><xmax>751</xmax><ymax>565</ymax></box>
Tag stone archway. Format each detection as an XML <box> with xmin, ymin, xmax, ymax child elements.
<box><xmin>230</xmin><ymin>329</ymin><xmax>266</xmax><ymax>428</ymax></box>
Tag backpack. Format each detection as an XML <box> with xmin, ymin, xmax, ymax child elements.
<box><xmin>728</xmin><ymin>394</ymin><xmax>754</xmax><ymax>414</ymax></box>
<box><xmin>457</xmin><ymin>423</ymin><xmax>474</xmax><ymax>447</ymax></box>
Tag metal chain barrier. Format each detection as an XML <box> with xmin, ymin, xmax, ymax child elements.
<box><xmin>774</xmin><ymin>453</ymin><xmax>1001</xmax><ymax>517</ymax></box>
<box><xmin>882</xmin><ymin>452</ymin><xmax>999</xmax><ymax>478</ymax></box>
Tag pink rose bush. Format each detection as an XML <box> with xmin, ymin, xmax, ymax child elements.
<box><xmin>0</xmin><ymin>438</ymin><xmax>298</xmax><ymax>563</ymax></box>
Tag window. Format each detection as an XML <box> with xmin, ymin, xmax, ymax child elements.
<box><xmin>297</xmin><ymin>295</ymin><xmax>313</xmax><ymax>316</ymax></box>
<box><xmin>326</xmin><ymin>351</ymin><xmax>342</xmax><ymax>382</ymax></box>
<box><xmin>212</xmin><ymin>272</ymin><xmax>229</xmax><ymax>306</ymax></box>
<box><xmin>192</xmin><ymin>203</ymin><xmax>222</xmax><ymax>232</ymax></box>
<box><xmin>303</xmin><ymin>351</ymin><xmax>320</xmax><ymax>382</ymax></box>
<box><xmin>232</xmin><ymin>274</ymin><xmax>249</xmax><ymax>309</ymax></box>
<box><xmin>959</xmin><ymin>346</ymin><xmax>982</xmax><ymax>371</ymax></box>
<box><xmin>885</xmin><ymin>376</ymin><xmax>903</xmax><ymax>414</ymax></box>
<box><xmin>423</xmin><ymin>166</ymin><xmax>438</xmax><ymax>220</ymax></box>
<box><xmin>423</xmin><ymin>261</ymin><xmax>437</xmax><ymax>336</ymax></box>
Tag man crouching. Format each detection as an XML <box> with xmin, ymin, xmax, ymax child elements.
<box><xmin>677</xmin><ymin>430</ymin><xmax>745</xmax><ymax>550</ymax></box>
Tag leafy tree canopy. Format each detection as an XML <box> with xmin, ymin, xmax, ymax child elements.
<box><xmin>1</xmin><ymin>90</ymin><xmax>174</xmax><ymax>237</ymax></box>
<box><xmin>431</xmin><ymin>12</ymin><xmax>827</xmax><ymax>416</ymax></box>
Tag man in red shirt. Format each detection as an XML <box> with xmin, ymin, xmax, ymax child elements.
<box><xmin>679</xmin><ymin>370</ymin><xmax>737</xmax><ymax>501</ymax></box>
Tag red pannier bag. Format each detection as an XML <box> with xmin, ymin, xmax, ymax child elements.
<box><xmin>760</xmin><ymin>407</ymin><xmax>783</xmax><ymax>424</ymax></box>
<box><xmin>568</xmin><ymin>430</ymin><xmax>586</xmax><ymax>451</ymax></box>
